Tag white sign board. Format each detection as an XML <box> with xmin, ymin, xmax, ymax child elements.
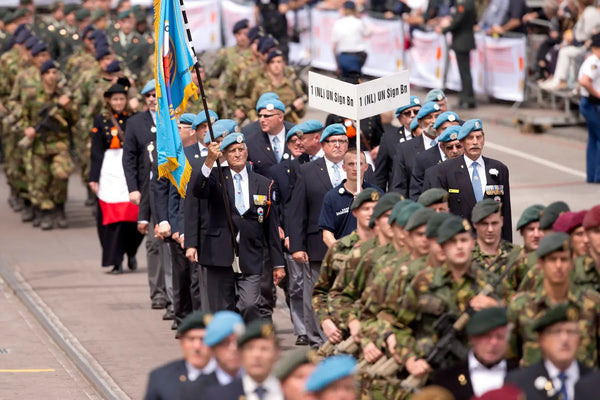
<box><xmin>308</xmin><ymin>71</ymin><xmax>410</xmax><ymax>120</ymax></box>
<box><xmin>356</xmin><ymin>71</ymin><xmax>410</xmax><ymax>119</ymax></box>
<box><xmin>308</xmin><ymin>72</ymin><xmax>359</xmax><ymax>120</ymax></box>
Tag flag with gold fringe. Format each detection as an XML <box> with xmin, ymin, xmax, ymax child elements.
<box><xmin>154</xmin><ymin>0</ymin><xmax>197</xmax><ymax>197</ymax></box>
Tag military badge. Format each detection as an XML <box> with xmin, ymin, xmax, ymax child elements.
<box><xmin>449</xmin><ymin>189</ymin><xmax>459</xmax><ymax>193</ymax></box>
<box><xmin>151</xmin><ymin>126</ymin><xmax>157</xmax><ymax>133</ymax></box>
<box><xmin>236</xmin><ymin>135</ymin><xmax>243</xmax><ymax>143</ymax></box>
<box><xmin>257</xmin><ymin>207</ymin><xmax>264</xmax><ymax>223</ymax></box>
<box><xmin>450</xmin><ymin>133</ymin><xmax>458</xmax><ymax>140</ymax></box>
<box><xmin>462</xmin><ymin>219</ymin><xmax>471</xmax><ymax>231</ymax></box>
<box><xmin>448</xmin><ymin>114</ymin><xmax>456</xmax><ymax>122</ymax></box>
<box><xmin>458</xmin><ymin>374</ymin><xmax>467</xmax><ymax>386</ymax></box>
<box><xmin>371</xmin><ymin>191</ymin><xmax>380</xmax><ymax>201</ymax></box>
<box><xmin>266</xmin><ymin>103</ymin><xmax>274</xmax><ymax>111</ymax></box>
<box><xmin>147</xmin><ymin>143</ymin><xmax>155</xmax><ymax>152</ymax></box>
<box><xmin>283</xmin><ymin>153</ymin><xmax>289</xmax><ymax>160</ymax></box>
<box><xmin>253</xmin><ymin>195</ymin><xmax>268</xmax><ymax>206</ymax></box>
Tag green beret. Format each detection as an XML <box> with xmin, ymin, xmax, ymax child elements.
<box><xmin>425</xmin><ymin>212</ymin><xmax>452</xmax><ymax>239</ymax></box>
<box><xmin>20</xmin><ymin>0</ymin><xmax>33</xmax><ymax>4</ymax></box>
<box><xmin>238</xmin><ymin>319</ymin><xmax>276</xmax><ymax>347</ymax></box>
<box><xmin>351</xmin><ymin>188</ymin><xmax>380</xmax><ymax>211</ymax></box>
<box><xmin>405</xmin><ymin>208</ymin><xmax>436</xmax><ymax>232</ymax></box>
<box><xmin>91</xmin><ymin>9</ymin><xmax>107</xmax><ymax>22</ymax></box>
<box><xmin>388</xmin><ymin>199</ymin><xmax>416</xmax><ymax>226</ymax></box>
<box><xmin>516</xmin><ymin>204</ymin><xmax>544</xmax><ymax>230</ymax></box>
<box><xmin>75</xmin><ymin>8</ymin><xmax>90</xmax><ymax>22</ymax></box>
<box><xmin>64</xmin><ymin>4</ymin><xmax>78</xmax><ymax>14</ymax></box>
<box><xmin>539</xmin><ymin>201</ymin><xmax>570</xmax><ymax>230</ymax></box>
<box><xmin>466</xmin><ymin>307</ymin><xmax>507</xmax><ymax>336</ymax></box>
<box><xmin>275</xmin><ymin>349</ymin><xmax>317</xmax><ymax>381</ymax></box>
<box><xmin>0</xmin><ymin>9</ymin><xmax>9</xmax><ymax>21</ymax></box>
<box><xmin>437</xmin><ymin>215</ymin><xmax>472</xmax><ymax>244</ymax></box>
<box><xmin>368</xmin><ymin>192</ymin><xmax>403</xmax><ymax>228</ymax></box>
<box><xmin>48</xmin><ymin>1</ymin><xmax>63</xmax><ymax>12</ymax></box>
<box><xmin>118</xmin><ymin>9</ymin><xmax>132</xmax><ymax>20</ymax></box>
<box><xmin>418</xmin><ymin>188</ymin><xmax>448</xmax><ymax>207</ymax></box>
<box><xmin>11</xmin><ymin>8</ymin><xmax>29</xmax><ymax>21</ymax></box>
<box><xmin>471</xmin><ymin>199</ymin><xmax>502</xmax><ymax>224</ymax></box>
<box><xmin>177</xmin><ymin>311</ymin><xmax>212</xmax><ymax>336</ymax></box>
<box><xmin>535</xmin><ymin>232</ymin><xmax>571</xmax><ymax>258</ymax></box>
<box><xmin>532</xmin><ymin>303</ymin><xmax>580</xmax><ymax>333</ymax></box>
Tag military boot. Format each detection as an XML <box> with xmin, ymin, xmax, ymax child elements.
<box><xmin>40</xmin><ymin>208</ymin><xmax>55</xmax><ymax>230</ymax></box>
<box><xmin>21</xmin><ymin>201</ymin><xmax>34</xmax><ymax>222</ymax></box>
<box><xmin>55</xmin><ymin>204</ymin><xmax>68</xmax><ymax>229</ymax></box>
<box><xmin>32</xmin><ymin>207</ymin><xmax>42</xmax><ymax>227</ymax></box>
<box><xmin>8</xmin><ymin>189</ymin><xmax>20</xmax><ymax>211</ymax></box>
<box><xmin>85</xmin><ymin>187</ymin><xmax>96</xmax><ymax>207</ymax></box>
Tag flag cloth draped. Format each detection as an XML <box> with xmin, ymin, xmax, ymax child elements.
<box><xmin>154</xmin><ymin>0</ymin><xmax>197</xmax><ymax>197</ymax></box>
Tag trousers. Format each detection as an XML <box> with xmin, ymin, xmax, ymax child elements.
<box><xmin>580</xmin><ymin>97</ymin><xmax>600</xmax><ymax>182</ymax></box>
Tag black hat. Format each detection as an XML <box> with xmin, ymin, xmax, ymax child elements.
<box><xmin>266</xmin><ymin>49</ymin><xmax>283</xmax><ymax>64</ymax></box>
<box><xmin>343</xmin><ymin>1</ymin><xmax>356</xmax><ymax>9</ymax></box>
<box><xmin>82</xmin><ymin>25</ymin><xmax>95</xmax><ymax>40</ymax></box>
<box><xmin>258</xmin><ymin>35</ymin><xmax>278</xmax><ymax>55</ymax></box>
<box><xmin>246</xmin><ymin>25</ymin><xmax>264</xmax><ymax>43</ymax></box>
<box><xmin>15</xmin><ymin>27</ymin><xmax>31</xmax><ymax>44</ymax></box>
<box><xmin>40</xmin><ymin>59</ymin><xmax>58</xmax><ymax>74</ymax></box>
<box><xmin>24</xmin><ymin>36</ymin><xmax>40</xmax><ymax>50</ymax></box>
<box><xmin>177</xmin><ymin>311</ymin><xmax>213</xmax><ymax>336</ymax></box>
<box><xmin>106</xmin><ymin>59</ymin><xmax>121</xmax><ymax>73</ymax></box>
<box><xmin>233</xmin><ymin>18</ymin><xmax>249</xmax><ymax>34</ymax></box>
<box><xmin>95</xmin><ymin>44</ymin><xmax>111</xmax><ymax>61</ymax></box>
<box><xmin>31</xmin><ymin>41</ymin><xmax>48</xmax><ymax>56</ymax></box>
<box><xmin>104</xmin><ymin>83</ymin><xmax>128</xmax><ymax>97</ymax></box>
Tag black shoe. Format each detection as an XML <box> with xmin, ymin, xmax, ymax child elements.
<box><xmin>108</xmin><ymin>264</ymin><xmax>123</xmax><ymax>274</ymax></box>
<box><xmin>32</xmin><ymin>207</ymin><xmax>42</xmax><ymax>227</ymax></box>
<box><xmin>171</xmin><ymin>320</ymin><xmax>178</xmax><ymax>330</ymax></box>
<box><xmin>151</xmin><ymin>298</ymin><xmax>167</xmax><ymax>309</ymax></box>
<box><xmin>55</xmin><ymin>204</ymin><xmax>68</xmax><ymax>229</ymax></box>
<box><xmin>21</xmin><ymin>205</ymin><xmax>34</xmax><ymax>222</ymax></box>
<box><xmin>85</xmin><ymin>187</ymin><xmax>96</xmax><ymax>207</ymax></box>
<box><xmin>40</xmin><ymin>208</ymin><xmax>55</xmax><ymax>230</ymax></box>
<box><xmin>127</xmin><ymin>256</ymin><xmax>137</xmax><ymax>271</ymax></box>
<box><xmin>162</xmin><ymin>310</ymin><xmax>175</xmax><ymax>320</ymax></box>
<box><xmin>296</xmin><ymin>335</ymin><xmax>309</xmax><ymax>346</ymax></box>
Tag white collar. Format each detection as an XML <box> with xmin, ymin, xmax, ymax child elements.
<box><xmin>268</xmin><ymin>126</ymin><xmax>286</xmax><ymax>142</ymax></box>
<box><xmin>230</xmin><ymin>166</ymin><xmax>248</xmax><ymax>180</ymax></box>
<box><xmin>242</xmin><ymin>374</ymin><xmax>282</xmax><ymax>398</ymax></box>
<box><xmin>310</xmin><ymin>148</ymin><xmax>325</xmax><ymax>160</ymax></box>
<box><xmin>468</xmin><ymin>351</ymin><xmax>506</xmax><ymax>373</ymax></box>
<box><xmin>324</xmin><ymin>157</ymin><xmax>343</xmax><ymax>169</ymax></box>
<box><xmin>464</xmin><ymin>154</ymin><xmax>484</xmax><ymax>168</ymax></box>
<box><xmin>544</xmin><ymin>359</ymin><xmax>579</xmax><ymax>381</ymax></box>
<box><xmin>215</xmin><ymin>365</ymin><xmax>240</xmax><ymax>386</ymax></box>
<box><xmin>185</xmin><ymin>358</ymin><xmax>217</xmax><ymax>381</ymax></box>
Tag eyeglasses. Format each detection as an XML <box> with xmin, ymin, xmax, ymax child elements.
<box><xmin>145</xmin><ymin>93</ymin><xmax>156</xmax><ymax>98</ymax></box>
<box><xmin>444</xmin><ymin>143</ymin><xmax>463</xmax><ymax>150</ymax></box>
<box><xmin>323</xmin><ymin>139</ymin><xmax>348</xmax><ymax>146</ymax></box>
<box><xmin>258</xmin><ymin>114</ymin><xmax>277</xmax><ymax>119</ymax></box>
<box><xmin>401</xmin><ymin>109</ymin><xmax>418</xmax><ymax>117</ymax></box>
<box><xmin>288</xmin><ymin>138</ymin><xmax>302</xmax><ymax>145</ymax></box>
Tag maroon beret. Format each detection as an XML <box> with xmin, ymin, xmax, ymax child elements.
<box><xmin>553</xmin><ymin>211</ymin><xmax>587</xmax><ymax>234</ymax></box>
<box><xmin>583</xmin><ymin>205</ymin><xmax>600</xmax><ymax>229</ymax></box>
<box><xmin>472</xmin><ymin>385</ymin><xmax>525</xmax><ymax>400</ymax></box>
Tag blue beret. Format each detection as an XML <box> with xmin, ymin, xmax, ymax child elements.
<box><xmin>425</xmin><ymin>88</ymin><xmax>446</xmax><ymax>103</ymax></box>
<box><xmin>40</xmin><ymin>59</ymin><xmax>58</xmax><ymax>74</ymax></box>
<box><xmin>266</xmin><ymin>49</ymin><xmax>284</xmax><ymax>64</ymax></box>
<box><xmin>206</xmin><ymin>119</ymin><xmax>239</xmax><ymax>144</ymax></box>
<box><xmin>438</xmin><ymin>125</ymin><xmax>461</xmax><ymax>143</ymax></box>
<box><xmin>320</xmin><ymin>123</ymin><xmax>347</xmax><ymax>143</ymax></box>
<box><xmin>220</xmin><ymin>132</ymin><xmax>245</xmax><ymax>151</ymax></box>
<box><xmin>179</xmin><ymin>113</ymin><xmax>196</xmax><ymax>125</ymax></box>
<box><xmin>233</xmin><ymin>18</ymin><xmax>249</xmax><ymax>34</ymax></box>
<box><xmin>409</xmin><ymin>117</ymin><xmax>419</xmax><ymax>132</ymax></box>
<box><xmin>15</xmin><ymin>28</ymin><xmax>31</xmax><ymax>44</ymax></box>
<box><xmin>204</xmin><ymin>311</ymin><xmax>244</xmax><ymax>347</ymax></box>
<box><xmin>14</xmin><ymin>24</ymin><xmax>28</xmax><ymax>37</ymax></box>
<box><xmin>286</xmin><ymin>119</ymin><xmax>324</xmax><ymax>141</ymax></box>
<box><xmin>395</xmin><ymin>96</ymin><xmax>421</xmax><ymax>116</ymax></box>
<box><xmin>141</xmin><ymin>79</ymin><xmax>156</xmax><ymax>95</ymax></box>
<box><xmin>433</xmin><ymin>111</ymin><xmax>459</xmax><ymax>129</ymax></box>
<box><xmin>24</xmin><ymin>36</ymin><xmax>40</xmax><ymax>50</ymax></box>
<box><xmin>247</xmin><ymin>25</ymin><xmax>264</xmax><ymax>43</ymax></box>
<box><xmin>105</xmin><ymin>59</ymin><xmax>121</xmax><ymax>73</ymax></box>
<box><xmin>192</xmin><ymin>110</ymin><xmax>219</xmax><ymax>130</ymax></box>
<box><xmin>458</xmin><ymin>119</ymin><xmax>483</xmax><ymax>140</ymax></box>
<box><xmin>31</xmin><ymin>41</ymin><xmax>48</xmax><ymax>56</ymax></box>
<box><xmin>305</xmin><ymin>355</ymin><xmax>357</xmax><ymax>392</ymax></box>
<box><xmin>416</xmin><ymin>101</ymin><xmax>441</xmax><ymax>121</ymax></box>
<box><xmin>82</xmin><ymin>25</ymin><xmax>95</xmax><ymax>39</ymax></box>
<box><xmin>256</xmin><ymin>98</ymin><xmax>285</xmax><ymax>113</ymax></box>
<box><xmin>258</xmin><ymin>36</ymin><xmax>278</xmax><ymax>55</ymax></box>
<box><xmin>94</xmin><ymin>45</ymin><xmax>110</xmax><ymax>60</ymax></box>
<box><xmin>255</xmin><ymin>93</ymin><xmax>280</xmax><ymax>111</ymax></box>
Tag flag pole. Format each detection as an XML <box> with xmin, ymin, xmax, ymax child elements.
<box><xmin>178</xmin><ymin>0</ymin><xmax>239</xmax><ymax>258</ymax></box>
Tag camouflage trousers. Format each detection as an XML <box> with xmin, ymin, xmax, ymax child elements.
<box><xmin>1</xmin><ymin>122</ymin><xmax>29</xmax><ymax>197</ymax></box>
<box><xmin>28</xmin><ymin>143</ymin><xmax>73</xmax><ymax>210</ymax></box>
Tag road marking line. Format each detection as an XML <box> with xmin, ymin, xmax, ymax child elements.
<box><xmin>0</xmin><ymin>369</ymin><xmax>56</xmax><ymax>373</ymax></box>
<box><xmin>486</xmin><ymin>142</ymin><xmax>587</xmax><ymax>179</ymax></box>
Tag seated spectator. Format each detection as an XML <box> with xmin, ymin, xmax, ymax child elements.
<box><xmin>479</xmin><ymin>0</ymin><xmax>528</xmax><ymax>36</ymax></box>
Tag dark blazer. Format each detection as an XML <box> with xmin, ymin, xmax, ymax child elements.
<box><xmin>241</xmin><ymin>120</ymin><xmax>295</xmax><ymax>138</ymax></box>
<box><xmin>422</xmin><ymin>161</ymin><xmax>443</xmax><ymax>193</ymax></box>
<box><xmin>153</xmin><ymin>176</ymin><xmax>181</xmax><ymax>233</ymax></box>
<box><xmin>144</xmin><ymin>359</ymin><xmax>214</xmax><ymax>400</ymax></box>
<box><xmin>123</xmin><ymin>110</ymin><xmax>155</xmax><ymax>193</ymax></box>
<box><xmin>182</xmin><ymin>144</ymin><xmax>208</xmax><ymax>250</ymax></box>
<box><xmin>193</xmin><ymin>166</ymin><xmax>284</xmax><ymax>275</ymax></box>
<box><xmin>432</xmin><ymin>358</ymin><xmax>520</xmax><ymax>400</ymax></box>
<box><xmin>288</xmin><ymin>157</ymin><xmax>333</xmax><ymax>262</ymax></box>
<box><xmin>575</xmin><ymin>370</ymin><xmax>600</xmax><ymax>399</ymax></box>
<box><xmin>435</xmin><ymin>155</ymin><xmax>513</xmax><ymax>242</ymax></box>
<box><xmin>242</xmin><ymin>122</ymin><xmax>295</xmax><ymax>178</ymax></box>
<box><xmin>203</xmin><ymin>377</ymin><xmax>244</xmax><ymax>400</ymax></box>
<box><xmin>409</xmin><ymin>145</ymin><xmax>443</xmax><ymax>200</ymax></box>
<box><xmin>373</xmin><ymin>125</ymin><xmax>409</xmax><ymax>190</ymax></box>
<box><xmin>505</xmin><ymin>361</ymin><xmax>591</xmax><ymax>400</ymax></box>
<box><xmin>390</xmin><ymin>134</ymin><xmax>425</xmax><ymax>197</ymax></box>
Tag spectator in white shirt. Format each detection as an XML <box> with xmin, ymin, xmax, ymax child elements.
<box><xmin>331</xmin><ymin>1</ymin><xmax>370</xmax><ymax>79</ymax></box>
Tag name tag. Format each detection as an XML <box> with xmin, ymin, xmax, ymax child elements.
<box><xmin>336</xmin><ymin>207</ymin><xmax>349</xmax><ymax>217</ymax></box>
<box><xmin>449</xmin><ymin>189</ymin><xmax>459</xmax><ymax>194</ymax></box>
<box><xmin>485</xmin><ymin>185</ymin><xmax>504</xmax><ymax>196</ymax></box>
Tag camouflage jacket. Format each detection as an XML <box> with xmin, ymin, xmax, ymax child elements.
<box><xmin>507</xmin><ymin>284</ymin><xmax>600</xmax><ymax>368</ymax></box>
<box><xmin>0</xmin><ymin>48</ymin><xmax>24</xmax><ymax>102</ymax></box>
<box><xmin>472</xmin><ymin>240</ymin><xmax>523</xmax><ymax>292</ymax></box>
<box><xmin>312</xmin><ymin>231</ymin><xmax>360</xmax><ymax>327</ymax></box>
<box><xmin>519</xmin><ymin>254</ymin><xmax>600</xmax><ymax>293</ymax></box>
<box><xmin>65</xmin><ymin>48</ymin><xmax>96</xmax><ymax>81</ymax></box>
<box><xmin>250</xmin><ymin>70</ymin><xmax>306</xmax><ymax>123</ymax></box>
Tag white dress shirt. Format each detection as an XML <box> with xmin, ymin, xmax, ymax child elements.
<box><xmin>310</xmin><ymin>148</ymin><xmax>325</xmax><ymax>161</ymax></box>
<box><xmin>438</xmin><ymin>144</ymin><xmax>447</xmax><ymax>162</ymax></box>
<box><xmin>464</xmin><ymin>154</ymin><xmax>487</xmax><ymax>195</ymax></box>
<box><xmin>423</xmin><ymin>134</ymin><xmax>437</xmax><ymax>151</ymax></box>
<box><xmin>404</xmin><ymin>127</ymin><xmax>413</xmax><ymax>141</ymax></box>
<box><xmin>545</xmin><ymin>359</ymin><xmax>579</xmax><ymax>400</ymax></box>
<box><xmin>468</xmin><ymin>352</ymin><xmax>507</xmax><ymax>396</ymax></box>
<box><xmin>331</xmin><ymin>15</ymin><xmax>370</xmax><ymax>53</ymax></box>
<box><xmin>198</xmin><ymin>142</ymin><xmax>208</xmax><ymax>157</ymax></box>
<box><xmin>215</xmin><ymin>365</ymin><xmax>239</xmax><ymax>386</ymax></box>
<box><xmin>241</xmin><ymin>374</ymin><xmax>283</xmax><ymax>400</ymax></box>
<box><xmin>150</xmin><ymin>109</ymin><xmax>157</xmax><ymax>126</ymax></box>
<box><xmin>230</xmin><ymin>167</ymin><xmax>250</xmax><ymax>212</ymax></box>
<box><xmin>185</xmin><ymin>358</ymin><xmax>217</xmax><ymax>381</ymax></box>
<box><xmin>324</xmin><ymin>157</ymin><xmax>346</xmax><ymax>187</ymax></box>
<box><xmin>268</xmin><ymin>127</ymin><xmax>286</xmax><ymax>159</ymax></box>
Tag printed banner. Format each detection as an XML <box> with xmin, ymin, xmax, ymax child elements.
<box><xmin>362</xmin><ymin>16</ymin><xmax>405</xmax><ymax>76</ymax></box>
<box><xmin>483</xmin><ymin>35</ymin><xmax>526</xmax><ymax>102</ymax></box>
<box><xmin>287</xmin><ymin>8</ymin><xmax>312</xmax><ymax>64</ymax></box>
<box><xmin>186</xmin><ymin>0</ymin><xmax>222</xmax><ymax>52</ymax></box>
<box><xmin>310</xmin><ymin>8</ymin><xmax>339</xmax><ymax>71</ymax></box>
<box><xmin>406</xmin><ymin>29</ymin><xmax>447</xmax><ymax>89</ymax></box>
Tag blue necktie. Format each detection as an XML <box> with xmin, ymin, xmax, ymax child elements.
<box><xmin>233</xmin><ymin>173</ymin><xmax>246</xmax><ymax>215</ymax></box>
<box><xmin>255</xmin><ymin>386</ymin><xmax>267</xmax><ymax>400</ymax></box>
<box><xmin>430</xmin><ymin>138</ymin><xmax>437</xmax><ymax>147</ymax></box>
<box><xmin>332</xmin><ymin>163</ymin><xmax>341</xmax><ymax>187</ymax></box>
<box><xmin>471</xmin><ymin>161</ymin><xmax>483</xmax><ymax>202</ymax></box>
<box><xmin>558</xmin><ymin>372</ymin><xmax>568</xmax><ymax>400</ymax></box>
<box><xmin>273</xmin><ymin>136</ymin><xmax>281</xmax><ymax>163</ymax></box>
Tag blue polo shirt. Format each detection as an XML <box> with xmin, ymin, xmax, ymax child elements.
<box><xmin>318</xmin><ymin>180</ymin><xmax>383</xmax><ymax>239</ymax></box>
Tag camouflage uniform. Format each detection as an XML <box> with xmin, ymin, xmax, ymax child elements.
<box><xmin>519</xmin><ymin>254</ymin><xmax>600</xmax><ymax>293</ymax></box>
<box><xmin>312</xmin><ymin>231</ymin><xmax>360</xmax><ymax>330</ymax></box>
<box><xmin>507</xmin><ymin>284</ymin><xmax>600</xmax><ymax>367</ymax></box>
<box><xmin>472</xmin><ymin>240</ymin><xmax>523</xmax><ymax>293</ymax></box>
<box><xmin>110</xmin><ymin>30</ymin><xmax>153</xmax><ymax>84</ymax></box>
<box><xmin>22</xmin><ymin>81</ymin><xmax>76</xmax><ymax>211</ymax></box>
<box><xmin>250</xmin><ymin>70</ymin><xmax>307</xmax><ymax>124</ymax></box>
<box><xmin>64</xmin><ymin>48</ymin><xmax>96</xmax><ymax>81</ymax></box>
<box><xmin>234</xmin><ymin>60</ymin><xmax>263</xmax><ymax>117</ymax></box>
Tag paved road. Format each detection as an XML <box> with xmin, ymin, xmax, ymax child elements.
<box><xmin>0</xmin><ymin>87</ymin><xmax>597</xmax><ymax>399</ymax></box>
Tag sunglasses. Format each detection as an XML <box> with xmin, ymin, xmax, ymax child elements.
<box><xmin>258</xmin><ymin>114</ymin><xmax>277</xmax><ymax>119</ymax></box>
<box><xmin>401</xmin><ymin>109</ymin><xmax>418</xmax><ymax>117</ymax></box>
<box><xmin>145</xmin><ymin>93</ymin><xmax>156</xmax><ymax>98</ymax></box>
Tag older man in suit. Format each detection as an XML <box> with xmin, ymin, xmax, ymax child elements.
<box><xmin>435</xmin><ymin>119</ymin><xmax>512</xmax><ymax>242</ymax></box>
<box><xmin>193</xmin><ymin>128</ymin><xmax>285</xmax><ymax>323</ymax></box>
<box><xmin>505</xmin><ymin>304</ymin><xmax>592</xmax><ymax>400</ymax></box>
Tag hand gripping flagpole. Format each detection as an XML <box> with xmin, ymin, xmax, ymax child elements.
<box><xmin>179</xmin><ymin>0</ymin><xmax>240</xmax><ymax>262</ymax></box>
